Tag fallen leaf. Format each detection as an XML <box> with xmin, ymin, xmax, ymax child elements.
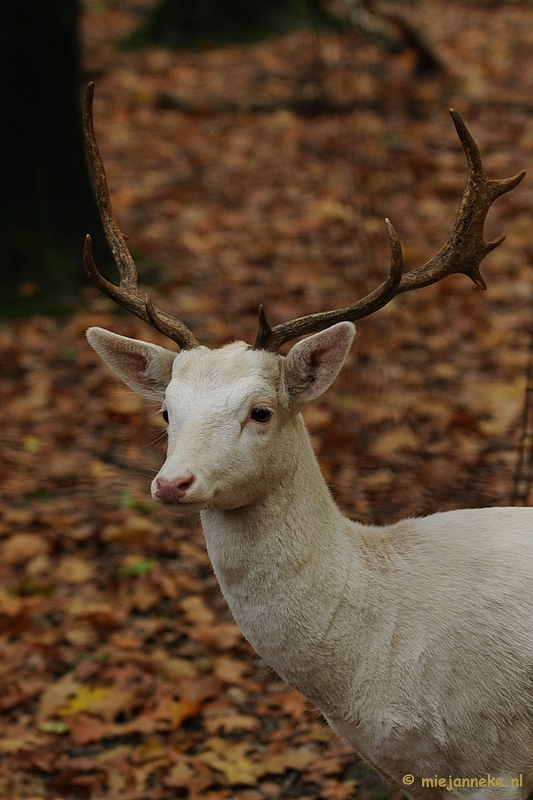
<box><xmin>109</xmin><ymin>386</ymin><xmax>145</xmax><ymax>415</ymax></box>
<box><xmin>132</xmin><ymin>736</ymin><xmax>169</xmax><ymax>764</ymax></box>
<box><xmin>58</xmin><ymin>684</ymin><xmax>112</xmax><ymax>717</ymax></box>
<box><xmin>1</xmin><ymin>533</ymin><xmax>49</xmax><ymax>565</ymax></box>
<box><xmin>321</xmin><ymin>779</ymin><xmax>358</xmax><ymax>800</ymax></box>
<box><xmin>0</xmin><ymin>732</ymin><xmax>47</xmax><ymax>752</ymax></box>
<box><xmin>37</xmin><ymin>720</ymin><xmax>69</xmax><ymax>734</ymax></box>
<box><xmin>255</xmin><ymin>748</ymin><xmax>315</xmax><ymax>777</ymax></box>
<box><xmin>55</xmin><ymin>556</ymin><xmax>94</xmax><ymax>583</ymax></box>
<box><xmin>67</xmin><ymin>600</ymin><xmax>126</xmax><ymax>626</ymax></box>
<box><xmin>0</xmin><ymin>587</ymin><xmax>23</xmax><ymax>617</ymax></box>
<box><xmin>130</xmin><ymin>586</ymin><xmax>162</xmax><ymax>611</ymax></box>
<box><xmin>213</xmin><ymin>655</ymin><xmax>251</xmax><ymax>684</ymax></box>
<box><xmin>154</xmin><ymin>655</ymin><xmax>198</xmax><ymax>680</ymax></box>
<box><xmin>170</xmin><ymin>697</ymin><xmax>203</xmax><ymax>728</ymax></box>
<box><xmin>101</xmin><ymin>515</ymin><xmax>156</xmax><ymax>544</ymax></box>
<box><xmin>87</xmin><ymin>688</ymin><xmax>138</xmax><ymax>723</ymax></box>
<box><xmin>177</xmin><ymin>541</ymin><xmax>210</xmax><ymax>565</ymax></box>
<box><xmin>371</xmin><ymin>427</ymin><xmax>419</xmax><ymax>456</ymax></box>
<box><xmin>180</xmin><ymin>595</ymin><xmax>215</xmax><ymax>626</ymax></box>
<box><xmin>164</xmin><ymin>760</ymin><xmax>195</xmax><ymax>788</ymax></box>
<box><xmin>205</xmin><ymin>709</ymin><xmax>259</xmax><ymax>734</ymax></box>
<box><xmin>279</xmin><ymin>689</ymin><xmax>310</xmax><ymax>720</ymax></box>
<box><xmin>67</xmin><ymin>714</ymin><xmax>114</xmax><ymax>746</ymax></box>
<box><xmin>37</xmin><ymin>671</ymin><xmax>81</xmax><ymax>718</ymax></box>
<box><xmin>64</xmin><ymin>627</ymin><xmax>98</xmax><ymax>647</ymax></box>
<box><xmin>189</xmin><ymin>620</ymin><xmax>243</xmax><ymax>651</ymax></box>
<box><xmin>198</xmin><ymin>739</ymin><xmax>258</xmax><ymax>786</ymax></box>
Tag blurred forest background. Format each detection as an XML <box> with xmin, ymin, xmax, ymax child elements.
<box><xmin>1</xmin><ymin>0</ymin><xmax>533</xmax><ymax>798</ymax></box>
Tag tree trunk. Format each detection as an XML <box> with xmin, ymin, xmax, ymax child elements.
<box><xmin>0</xmin><ymin>0</ymin><xmax>107</xmax><ymax>316</ymax></box>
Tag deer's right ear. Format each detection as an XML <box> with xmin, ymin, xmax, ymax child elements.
<box><xmin>86</xmin><ymin>327</ymin><xmax>177</xmax><ymax>401</ymax></box>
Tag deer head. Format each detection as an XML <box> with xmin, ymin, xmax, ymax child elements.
<box><xmin>87</xmin><ymin>320</ymin><xmax>355</xmax><ymax>513</ymax></box>
<box><xmin>83</xmin><ymin>83</ymin><xmax>525</xmax><ymax>515</ymax></box>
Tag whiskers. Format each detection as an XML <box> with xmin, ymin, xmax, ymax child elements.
<box><xmin>148</xmin><ymin>427</ymin><xmax>168</xmax><ymax>448</ymax></box>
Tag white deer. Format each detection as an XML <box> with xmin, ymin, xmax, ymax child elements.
<box><xmin>83</xmin><ymin>84</ymin><xmax>532</xmax><ymax>799</ymax></box>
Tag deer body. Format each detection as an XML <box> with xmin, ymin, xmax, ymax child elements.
<box><xmin>88</xmin><ymin>324</ymin><xmax>533</xmax><ymax>799</ymax></box>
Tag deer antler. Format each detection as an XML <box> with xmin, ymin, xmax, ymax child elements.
<box><xmin>253</xmin><ymin>110</ymin><xmax>525</xmax><ymax>352</ymax></box>
<box><xmin>83</xmin><ymin>83</ymin><xmax>200</xmax><ymax>350</ymax></box>
<box><xmin>84</xmin><ymin>85</ymin><xmax>524</xmax><ymax>353</ymax></box>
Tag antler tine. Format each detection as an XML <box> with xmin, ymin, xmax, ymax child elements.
<box><xmin>83</xmin><ymin>83</ymin><xmax>199</xmax><ymax>350</ymax></box>
<box><xmin>253</xmin><ymin>111</ymin><xmax>525</xmax><ymax>353</ymax></box>
<box><xmin>398</xmin><ymin>109</ymin><xmax>525</xmax><ymax>294</ymax></box>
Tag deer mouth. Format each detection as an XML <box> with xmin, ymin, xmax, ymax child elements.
<box><xmin>158</xmin><ymin>498</ymin><xmax>206</xmax><ymax>516</ymax></box>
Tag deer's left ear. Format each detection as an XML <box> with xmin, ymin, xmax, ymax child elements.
<box><xmin>282</xmin><ymin>322</ymin><xmax>355</xmax><ymax>410</ymax></box>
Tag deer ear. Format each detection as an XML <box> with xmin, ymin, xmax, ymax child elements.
<box><xmin>86</xmin><ymin>327</ymin><xmax>177</xmax><ymax>401</ymax></box>
<box><xmin>282</xmin><ymin>322</ymin><xmax>355</xmax><ymax>409</ymax></box>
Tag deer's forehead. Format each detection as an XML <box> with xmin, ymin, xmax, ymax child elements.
<box><xmin>167</xmin><ymin>343</ymin><xmax>281</xmax><ymax>404</ymax></box>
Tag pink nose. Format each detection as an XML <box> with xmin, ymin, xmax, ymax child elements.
<box><xmin>155</xmin><ymin>475</ymin><xmax>195</xmax><ymax>504</ymax></box>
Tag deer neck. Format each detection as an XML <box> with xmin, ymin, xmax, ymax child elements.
<box><xmin>200</xmin><ymin>414</ymin><xmax>368</xmax><ymax>709</ymax></box>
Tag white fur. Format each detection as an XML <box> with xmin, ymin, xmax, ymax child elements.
<box><xmin>87</xmin><ymin>322</ymin><xmax>533</xmax><ymax>799</ymax></box>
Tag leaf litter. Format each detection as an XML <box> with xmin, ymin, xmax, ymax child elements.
<box><xmin>2</xmin><ymin>0</ymin><xmax>533</xmax><ymax>797</ymax></box>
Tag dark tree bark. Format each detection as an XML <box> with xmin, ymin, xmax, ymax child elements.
<box><xmin>128</xmin><ymin>0</ymin><xmax>341</xmax><ymax>49</ymax></box>
<box><xmin>0</xmin><ymin>0</ymin><xmax>107</xmax><ymax>316</ymax></box>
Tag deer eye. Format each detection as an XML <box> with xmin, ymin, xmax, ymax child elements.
<box><xmin>250</xmin><ymin>406</ymin><xmax>272</xmax><ymax>423</ymax></box>
<box><xmin>162</xmin><ymin>409</ymin><xmax>169</xmax><ymax>424</ymax></box>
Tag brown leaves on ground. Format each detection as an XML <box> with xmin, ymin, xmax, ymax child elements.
<box><xmin>2</xmin><ymin>0</ymin><xmax>533</xmax><ymax>797</ymax></box>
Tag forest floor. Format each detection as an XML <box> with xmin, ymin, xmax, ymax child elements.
<box><xmin>2</xmin><ymin>1</ymin><xmax>533</xmax><ymax>798</ymax></box>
